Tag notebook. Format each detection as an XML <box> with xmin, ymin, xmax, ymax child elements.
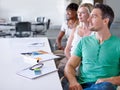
<box><xmin>17</xmin><ymin>66</ymin><xmax>58</xmax><ymax>79</ymax></box>
<box><xmin>21</xmin><ymin>50</ymin><xmax>60</xmax><ymax>64</ymax></box>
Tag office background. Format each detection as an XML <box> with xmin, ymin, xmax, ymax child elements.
<box><xmin>0</xmin><ymin>1</ymin><xmax>120</xmax><ymax>89</ymax></box>
<box><xmin>0</xmin><ymin>0</ymin><xmax>120</xmax><ymax>50</ymax></box>
<box><xmin>0</xmin><ymin>0</ymin><xmax>120</xmax><ymax>26</ymax></box>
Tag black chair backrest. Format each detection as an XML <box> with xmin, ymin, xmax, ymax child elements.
<box><xmin>11</xmin><ymin>16</ymin><xmax>21</xmax><ymax>22</ymax></box>
<box><xmin>16</xmin><ymin>22</ymin><xmax>31</xmax><ymax>32</ymax></box>
<box><xmin>46</xmin><ymin>19</ymin><xmax>50</xmax><ymax>30</ymax></box>
<box><xmin>36</xmin><ymin>17</ymin><xmax>45</xmax><ymax>23</ymax></box>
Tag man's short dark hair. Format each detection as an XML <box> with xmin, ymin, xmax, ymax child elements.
<box><xmin>94</xmin><ymin>3</ymin><xmax>114</xmax><ymax>28</ymax></box>
<box><xmin>66</xmin><ymin>3</ymin><xmax>78</xmax><ymax>11</ymax></box>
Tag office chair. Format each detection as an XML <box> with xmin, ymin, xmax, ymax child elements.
<box><xmin>10</xmin><ymin>16</ymin><xmax>22</xmax><ymax>31</ymax></box>
<box><xmin>10</xmin><ymin>16</ymin><xmax>21</xmax><ymax>25</ymax></box>
<box><xmin>36</xmin><ymin>17</ymin><xmax>45</xmax><ymax>25</ymax></box>
<box><xmin>40</xmin><ymin>19</ymin><xmax>51</xmax><ymax>34</ymax></box>
<box><xmin>14</xmin><ymin>22</ymin><xmax>32</xmax><ymax>37</ymax></box>
<box><xmin>0</xmin><ymin>30</ymin><xmax>12</xmax><ymax>38</ymax></box>
<box><xmin>46</xmin><ymin>19</ymin><xmax>50</xmax><ymax>30</ymax></box>
<box><xmin>11</xmin><ymin>16</ymin><xmax>21</xmax><ymax>21</ymax></box>
<box><xmin>33</xmin><ymin>18</ymin><xmax>50</xmax><ymax>36</ymax></box>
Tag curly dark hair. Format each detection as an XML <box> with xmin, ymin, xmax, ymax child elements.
<box><xmin>66</xmin><ymin>3</ymin><xmax>79</xmax><ymax>11</ymax></box>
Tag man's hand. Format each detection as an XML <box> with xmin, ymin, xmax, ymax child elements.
<box><xmin>96</xmin><ymin>76</ymin><xmax>120</xmax><ymax>85</ymax></box>
<box><xmin>69</xmin><ymin>81</ymin><xmax>83</xmax><ymax>90</ymax></box>
<box><xmin>95</xmin><ymin>78</ymin><xmax>112</xmax><ymax>84</ymax></box>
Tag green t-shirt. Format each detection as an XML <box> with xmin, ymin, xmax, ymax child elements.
<box><xmin>73</xmin><ymin>35</ymin><xmax>120</xmax><ymax>84</ymax></box>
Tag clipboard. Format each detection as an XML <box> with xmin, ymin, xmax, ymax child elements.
<box><xmin>17</xmin><ymin>66</ymin><xmax>58</xmax><ymax>79</ymax></box>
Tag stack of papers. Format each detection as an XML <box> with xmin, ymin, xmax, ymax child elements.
<box><xmin>21</xmin><ymin>50</ymin><xmax>60</xmax><ymax>64</ymax></box>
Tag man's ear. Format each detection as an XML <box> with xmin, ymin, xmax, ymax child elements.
<box><xmin>103</xmin><ymin>18</ymin><xmax>109</xmax><ymax>25</ymax></box>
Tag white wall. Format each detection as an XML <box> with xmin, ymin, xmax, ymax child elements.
<box><xmin>1</xmin><ymin>0</ymin><xmax>120</xmax><ymax>25</ymax></box>
<box><xmin>81</xmin><ymin>0</ymin><xmax>120</xmax><ymax>22</ymax></box>
<box><xmin>81</xmin><ymin>0</ymin><xmax>93</xmax><ymax>5</ymax></box>
<box><xmin>64</xmin><ymin>0</ymin><xmax>80</xmax><ymax>7</ymax></box>
<box><xmin>0</xmin><ymin>0</ymin><xmax>65</xmax><ymax>25</ymax></box>
<box><xmin>105</xmin><ymin>0</ymin><xmax>120</xmax><ymax>22</ymax></box>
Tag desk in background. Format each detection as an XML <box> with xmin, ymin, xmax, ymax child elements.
<box><xmin>0</xmin><ymin>22</ymin><xmax>48</xmax><ymax>30</ymax></box>
<box><xmin>0</xmin><ymin>37</ymin><xmax>62</xmax><ymax>90</ymax></box>
<box><xmin>0</xmin><ymin>23</ymin><xmax>15</xmax><ymax>37</ymax></box>
<box><xmin>0</xmin><ymin>22</ymin><xmax>48</xmax><ymax>37</ymax></box>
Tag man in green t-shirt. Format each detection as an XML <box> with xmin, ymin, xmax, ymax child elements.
<box><xmin>64</xmin><ymin>3</ymin><xmax>120</xmax><ymax>90</ymax></box>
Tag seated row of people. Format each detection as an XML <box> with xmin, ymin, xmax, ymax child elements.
<box><xmin>55</xmin><ymin>2</ymin><xmax>120</xmax><ymax>90</ymax></box>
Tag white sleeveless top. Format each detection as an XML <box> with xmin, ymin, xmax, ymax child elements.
<box><xmin>61</xmin><ymin>21</ymin><xmax>72</xmax><ymax>39</ymax></box>
<box><xmin>71</xmin><ymin>29</ymin><xmax>94</xmax><ymax>55</ymax></box>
